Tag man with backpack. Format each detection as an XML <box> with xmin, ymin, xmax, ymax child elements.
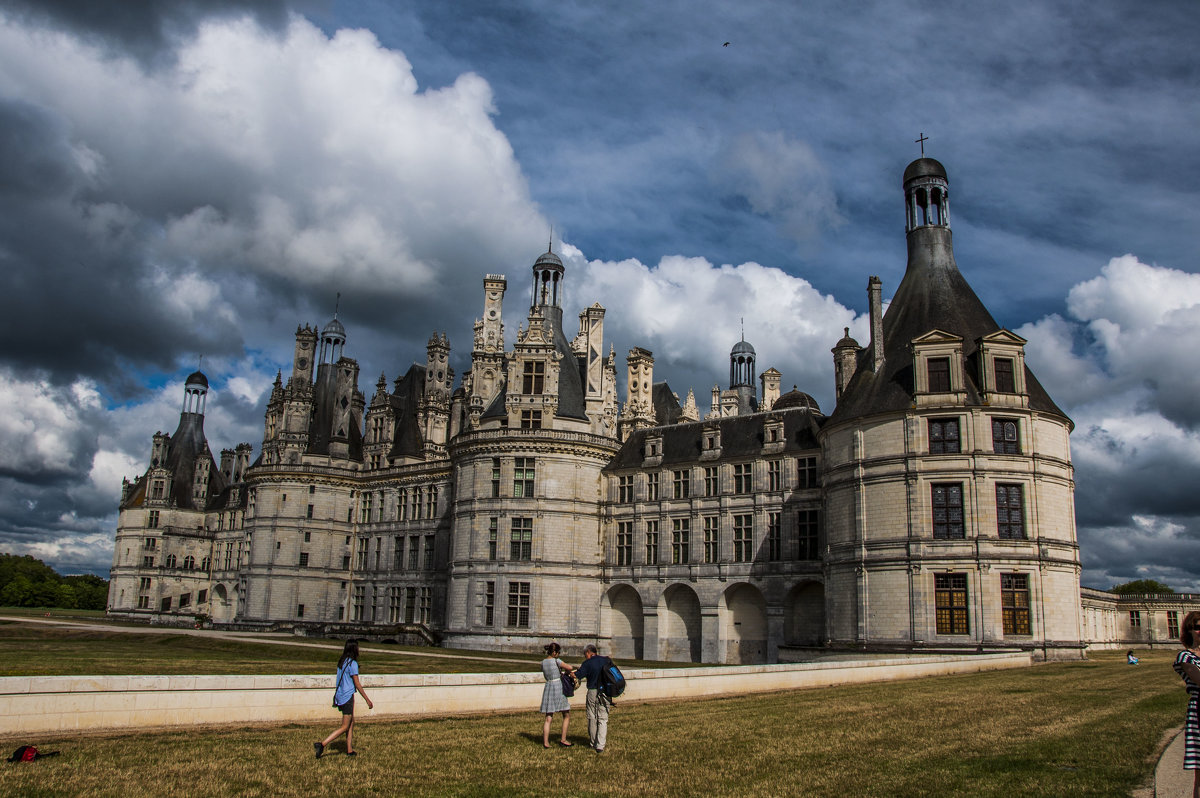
<box><xmin>575</xmin><ymin>644</ymin><xmax>620</xmax><ymax>754</ymax></box>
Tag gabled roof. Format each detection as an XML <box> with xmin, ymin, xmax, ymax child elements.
<box><xmin>388</xmin><ymin>363</ymin><xmax>427</xmax><ymax>459</ymax></box>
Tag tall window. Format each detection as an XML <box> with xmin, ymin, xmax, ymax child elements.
<box><xmin>645</xmin><ymin>520</ymin><xmax>660</xmax><ymax>565</ymax></box>
<box><xmin>797</xmin><ymin>510</ymin><xmax>819</xmax><ymax>560</ymax></box>
<box><xmin>647</xmin><ymin>472</ymin><xmax>660</xmax><ymax>501</ymax></box>
<box><xmin>488</xmin><ymin>517</ymin><xmax>498</xmax><ymax>560</ymax></box>
<box><xmin>507</xmin><ymin>582</ymin><xmax>531</xmax><ymax>627</ymax></box>
<box><xmin>1169</xmin><ymin>611</ymin><xmax>1180</xmax><ymax>640</ymax></box>
<box><xmin>704</xmin><ymin>467</ymin><xmax>719</xmax><ymax>496</ymax></box>
<box><xmin>797</xmin><ymin>456</ymin><xmax>817</xmax><ymax>489</ymax></box>
<box><xmin>929</xmin><ymin>418</ymin><xmax>961</xmax><ymax>454</ymax></box>
<box><xmin>1001</xmin><ymin>574</ymin><xmax>1031</xmax><ymax>635</ymax></box>
<box><xmin>165</xmin><ymin>554</ymin><xmax>177</xmax><ymax>568</ymax></box>
<box><xmin>298</xmin><ymin>552</ymin><xmax>308</xmax><ymax>567</ymax></box>
<box><xmin>360</xmin><ymin>492</ymin><xmax>372</xmax><ymax>523</ymax></box>
<box><xmin>673</xmin><ymin>470</ymin><xmax>690</xmax><ymax>499</ymax></box>
<box><xmin>510</xmin><ymin>518</ymin><xmax>532</xmax><ymax>561</ymax></box>
<box><xmin>733</xmin><ymin>514</ymin><xmax>753</xmax><ymax>562</ymax></box>
<box><xmin>671</xmin><ymin>518</ymin><xmax>690</xmax><ymax>564</ymax></box>
<box><xmin>413</xmin><ymin>487</ymin><xmax>423</xmax><ymax>519</ymax></box>
<box><xmin>374</xmin><ymin>537</ymin><xmax>381</xmax><ymax>570</ymax></box>
<box><xmin>405</xmin><ymin>587</ymin><xmax>417</xmax><ymax>623</ymax></box>
<box><xmin>484</xmin><ymin>581</ymin><xmax>495</xmax><ymax>626</ymax></box>
<box><xmin>932</xmin><ymin>483</ymin><xmax>965</xmax><ymax>539</ymax></box>
<box><xmin>1129</xmin><ymin>610</ymin><xmax>1141</xmax><ymax>628</ymax></box>
<box><xmin>935</xmin><ymin>573</ymin><xmax>969</xmax><ymax>634</ymax></box>
<box><xmin>423</xmin><ymin>535</ymin><xmax>435</xmax><ymax>569</ymax></box>
<box><xmin>491</xmin><ymin>458</ymin><xmax>501</xmax><ymax>498</ymax></box>
<box><xmin>408</xmin><ymin>535</ymin><xmax>420</xmax><ymax>569</ymax></box>
<box><xmin>522</xmin><ymin>361</ymin><xmax>545</xmax><ymax>394</ymax></box>
<box><xmin>183</xmin><ymin>555</ymin><xmax>195</xmax><ymax>569</ymax></box>
<box><xmin>996</xmin><ymin>484</ymin><xmax>1026</xmax><ymax>539</ymax></box>
<box><xmin>353</xmin><ymin>586</ymin><xmax>366</xmax><ymax>622</ymax></box>
<box><xmin>419</xmin><ymin>587</ymin><xmax>432</xmax><ymax>624</ymax></box>
<box><xmin>426</xmin><ymin>486</ymin><xmax>438</xmax><ymax>518</ymax></box>
<box><xmin>733</xmin><ymin>463</ymin><xmax>753</xmax><ymax>494</ymax></box>
<box><xmin>927</xmin><ymin>357</ymin><xmax>951</xmax><ymax>392</ymax></box>
<box><xmin>513</xmin><ymin>458</ymin><xmax>535</xmax><ymax>498</ymax></box>
<box><xmin>306</xmin><ymin>504</ymin><xmax>314</xmax><ymax>519</ymax></box>
<box><xmin>617</xmin><ymin>522</ymin><xmax>633</xmax><ymax>566</ymax></box>
<box><xmin>394</xmin><ymin>536</ymin><xmax>404</xmax><ymax>569</ymax></box>
<box><xmin>618</xmin><ymin>475</ymin><xmax>634</xmax><ymax>503</ymax></box>
<box><xmin>767</xmin><ymin>512</ymin><xmax>782</xmax><ymax>561</ymax></box>
<box><xmin>994</xmin><ymin>358</ymin><xmax>1015</xmax><ymax>393</ymax></box>
<box><xmin>992</xmin><ymin>419</ymin><xmax>1020</xmax><ymax>454</ymax></box>
<box><xmin>388</xmin><ymin>586</ymin><xmax>402</xmax><ymax>623</ymax></box>
<box><xmin>148</xmin><ymin>510</ymin><xmax>159</xmax><ymax>528</ymax></box>
<box><xmin>399</xmin><ymin>488</ymin><xmax>408</xmax><ymax>520</ymax></box>
<box><xmin>768</xmin><ymin>460</ymin><xmax>782</xmax><ymax>491</ymax></box>
<box><xmin>520</xmin><ymin>410</ymin><xmax>542</xmax><ymax>429</ymax></box>
<box><xmin>356</xmin><ymin>537</ymin><xmax>368</xmax><ymax>569</ymax></box>
<box><xmin>702</xmin><ymin>516</ymin><xmax>719</xmax><ymax>564</ymax></box>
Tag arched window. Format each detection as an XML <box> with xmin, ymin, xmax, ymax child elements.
<box><xmin>165</xmin><ymin>554</ymin><xmax>177</xmax><ymax>568</ymax></box>
<box><xmin>183</xmin><ymin>555</ymin><xmax>196</xmax><ymax>570</ymax></box>
<box><xmin>201</xmin><ymin>557</ymin><xmax>211</xmax><ymax>572</ymax></box>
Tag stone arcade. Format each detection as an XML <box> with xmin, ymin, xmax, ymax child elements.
<box><xmin>109</xmin><ymin>157</ymin><xmax>1089</xmax><ymax>662</ymax></box>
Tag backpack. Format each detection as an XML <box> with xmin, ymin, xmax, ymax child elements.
<box><xmin>599</xmin><ymin>656</ymin><xmax>626</xmax><ymax>701</ymax></box>
<box><xmin>8</xmin><ymin>745</ymin><xmax>59</xmax><ymax>763</ymax></box>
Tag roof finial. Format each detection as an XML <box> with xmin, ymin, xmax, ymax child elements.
<box><xmin>740</xmin><ymin>317</ymin><xmax>745</xmax><ymax>342</ymax></box>
<box><xmin>334</xmin><ymin>292</ymin><xmax>341</xmax><ymax>319</ymax></box>
<box><xmin>548</xmin><ymin>225</ymin><xmax>554</xmax><ymax>254</ymax></box>
<box><xmin>915</xmin><ymin>132</ymin><xmax>929</xmax><ymax>157</ymax></box>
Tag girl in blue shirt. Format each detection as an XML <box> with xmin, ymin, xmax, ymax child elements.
<box><xmin>315</xmin><ymin>639</ymin><xmax>374</xmax><ymax>758</ymax></box>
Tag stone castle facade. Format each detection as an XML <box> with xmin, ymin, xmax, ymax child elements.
<box><xmin>108</xmin><ymin>157</ymin><xmax>1093</xmax><ymax>662</ymax></box>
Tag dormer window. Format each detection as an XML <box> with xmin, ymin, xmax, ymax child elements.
<box><xmin>522</xmin><ymin>361</ymin><xmax>545</xmax><ymax>395</ymax></box>
<box><xmin>927</xmin><ymin>358</ymin><xmax>950</xmax><ymax>392</ymax></box>
<box><xmin>994</xmin><ymin>358</ymin><xmax>1015</xmax><ymax>393</ymax></box>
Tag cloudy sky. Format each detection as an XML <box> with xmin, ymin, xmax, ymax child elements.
<box><xmin>0</xmin><ymin>0</ymin><xmax>1197</xmax><ymax>592</ymax></box>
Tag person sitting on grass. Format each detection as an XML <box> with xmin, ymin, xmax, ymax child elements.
<box><xmin>315</xmin><ymin>639</ymin><xmax>373</xmax><ymax>758</ymax></box>
<box><xmin>1127</xmin><ymin>650</ymin><xmax>1139</xmax><ymax>665</ymax></box>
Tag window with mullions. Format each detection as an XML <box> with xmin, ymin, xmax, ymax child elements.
<box><xmin>513</xmin><ymin>458</ymin><xmax>535</xmax><ymax>497</ymax></box>
<box><xmin>522</xmin><ymin>361</ymin><xmax>545</xmax><ymax>394</ymax></box>
<box><xmin>1129</xmin><ymin>610</ymin><xmax>1141</xmax><ymax>628</ymax></box>
<box><xmin>671</xmin><ymin>518</ymin><xmax>690</xmax><ymax>564</ymax></box>
<box><xmin>994</xmin><ymin>358</ymin><xmax>1015</xmax><ymax>393</ymax></box>
<box><xmin>733</xmin><ymin>463</ymin><xmax>753</xmax><ymax>494</ymax></box>
<box><xmin>931</xmin><ymin>483</ymin><xmax>965</xmax><ymax>539</ymax></box>
<box><xmin>797</xmin><ymin>509</ymin><xmax>819</xmax><ymax>559</ymax></box>
<box><xmin>935</xmin><ymin>573</ymin><xmax>969</xmax><ymax>634</ymax></box>
<box><xmin>388</xmin><ymin>586</ymin><xmax>401</xmax><ymax>623</ymax></box>
<box><xmin>394</xmin><ymin>536</ymin><xmax>404</xmax><ymax>569</ymax></box>
<box><xmin>408</xmin><ymin>535</ymin><xmax>420</xmax><ymax>569</ymax></box>
<box><xmin>927</xmin><ymin>357</ymin><xmax>951</xmax><ymax>392</ymax></box>
<box><xmin>1001</xmin><ymin>574</ymin><xmax>1031</xmax><ymax>635</ymax></box>
<box><xmin>520</xmin><ymin>410</ymin><xmax>542</xmax><ymax>429</ymax></box>
<box><xmin>405</xmin><ymin>587</ymin><xmax>417</xmax><ymax>623</ymax></box>
<box><xmin>353</xmin><ymin>586</ymin><xmax>366</xmax><ymax>622</ymax></box>
<box><xmin>418</xmin><ymin>587</ymin><xmax>431</xmax><ymax>624</ymax></box>
<box><xmin>996</xmin><ymin>484</ymin><xmax>1026</xmax><ymax>539</ymax></box>
<box><xmin>733</xmin><ymin>514</ymin><xmax>753</xmax><ymax>562</ymax></box>
<box><xmin>929</xmin><ymin>418</ymin><xmax>960</xmax><ymax>454</ymax></box>
<box><xmin>510</xmin><ymin>518</ymin><xmax>532</xmax><ymax>561</ymax></box>
<box><xmin>702</xmin><ymin>516</ymin><xmax>719</xmax><ymax>563</ymax></box>
<box><xmin>423</xmin><ymin>535</ymin><xmax>435</xmax><ymax>569</ymax></box>
<box><xmin>673</xmin><ymin>470</ymin><xmax>690</xmax><ymax>499</ymax></box>
<box><xmin>768</xmin><ymin>460</ymin><xmax>781</xmax><ymax>491</ymax></box>
<box><xmin>797</xmin><ymin>456</ymin><xmax>817</xmax><ymax>489</ymax></box>
<box><xmin>992</xmin><ymin>419</ymin><xmax>1020</xmax><ymax>454</ymax></box>
<box><xmin>647</xmin><ymin>472</ymin><xmax>660</xmax><ymax>501</ymax></box>
<box><xmin>617</xmin><ymin>521</ymin><xmax>633</xmax><ymax>566</ymax></box>
<box><xmin>488</xmin><ymin>517</ymin><xmax>498</xmax><ymax>560</ymax></box>
<box><xmin>491</xmin><ymin>458</ymin><xmax>501</xmax><ymax>498</ymax></box>
<box><xmin>148</xmin><ymin>510</ymin><xmax>159</xmax><ymax>528</ymax></box>
<box><xmin>645</xmin><ymin>520</ymin><xmax>660</xmax><ymax>565</ymax></box>
<box><xmin>484</xmin><ymin>581</ymin><xmax>495</xmax><ymax>626</ymax></box>
<box><xmin>704</xmin><ymin>467</ymin><xmax>719</xmax><ymax>496</ymax></box>
<box><xmin>1169</xmin><ymin>611</ymin><xmax>1180</xmax><ymax>640</ymax></box>
<box><xmin>507</xmin><ymin>582</ymin><xmax>530</xmax><ymax>628</ymax></box>
<box><xmin>618</xmin><ymin>475</ymin><xmax>633</xmax><ymax>503</ymax></box>
<box><xmin>767</xmin><ymin>512</ymin><xmax>782</xmax><ymax>561</ymax></box>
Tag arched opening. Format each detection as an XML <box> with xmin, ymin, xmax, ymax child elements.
<box><xmin>785</xmin><ymin>581</ymin><xmax>825</xmax><ymax>646</ymax></box>
<box><xmin>659</xmin><ymin>584</ymin><xmax>702</xmax><ymax>662</ymax></box>
<box><xmin>721</xmin><ymin>583</ymin><xmax>768</xmax><ymax>664</ymax></box>
<box><xmin>210</xmin><ymin>582</ymin><xmax>237</xmax><ymax>624</ymax></box>
<box><xmin>601</xmin><ymin>584</ymin><xmax>644</xmax><ymax>660</ymax></box>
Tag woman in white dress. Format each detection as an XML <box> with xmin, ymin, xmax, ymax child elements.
<box><xmin>539</xmin><ymin>641</ymin><xmax>575</xmax><ymax>748</ymax></box>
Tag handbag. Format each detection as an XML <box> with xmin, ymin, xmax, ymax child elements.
<box><xmin>560</xmin><ymin>670</ymin><xmax>578</xmax><ymax>698</ymax></box>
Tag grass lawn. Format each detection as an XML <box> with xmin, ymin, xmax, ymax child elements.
<box><xmin>0</xmin><ymin>650</ymin><xmax>1186</xmax><ymax>797</ymax></box>
<box><xmin>0</xmin><ymin>618</ymin><xmax>690</xmax><ymax>676</ymax></box>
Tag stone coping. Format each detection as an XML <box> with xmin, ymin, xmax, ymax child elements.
<box><xmin>0</xmin><ymin>652</ymin><xmax>1030</xmax><ymax>735</ymax></box>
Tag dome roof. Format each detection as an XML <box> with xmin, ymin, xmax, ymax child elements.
<box><xmin>731</xmin><ymin>339</ymin><xmax>756</xmax><ymax>356</ymax></box>
<box><xmin>322</xmin><ymin>317</ymin><xmax>346</xmax><ymax>339</ymax></box>
<box><xmin>534</xmin><ymin>250</ymin><xmax>564</xmax><ymax>270</ymax></box>
<box><xmin>773</xmin><ymin>386</ymin><xmax>820</xmax><ymax>413</ymax></box>
<box><xmin>903</xmin><ymin>157</ymin><xmax>947</xmax><ymax>185</ymax></box>
<box><xmin>185</xmin><ymin>370</ymin><xmax>209</xmax><ymax>389</ymax></box>
<box><xmin>834</xmin><ymin>327</ymin><xmax>860</xmax><ymax>349</ymax></box>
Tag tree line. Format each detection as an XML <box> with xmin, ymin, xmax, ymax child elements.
<box><xmin>0</xmin><ymin>554</ymin><xmax>109</xmax><ymax>610</ymax></box>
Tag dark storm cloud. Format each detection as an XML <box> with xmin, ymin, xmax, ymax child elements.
<box><xmin>0</xmin><ymin>0</ymin><xmax>302</xmax><ymax>61</ymax></box>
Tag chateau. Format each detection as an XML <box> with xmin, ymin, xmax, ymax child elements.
<box><xmin>108</xmin><ymin>157</ymin><xmax>1093</xmax><ymax>662</ymax></box>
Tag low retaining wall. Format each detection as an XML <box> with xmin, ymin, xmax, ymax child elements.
<box><xmin>0</xmin><ymin>651</ymin><xmax>1030</xmax><ymax>736</ymax></box>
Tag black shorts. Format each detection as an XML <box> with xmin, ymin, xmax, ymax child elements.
<box><xmin>337</xmin><ymin>696</ymin><xmax>354</xmax><ymax>715</ymax></box>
